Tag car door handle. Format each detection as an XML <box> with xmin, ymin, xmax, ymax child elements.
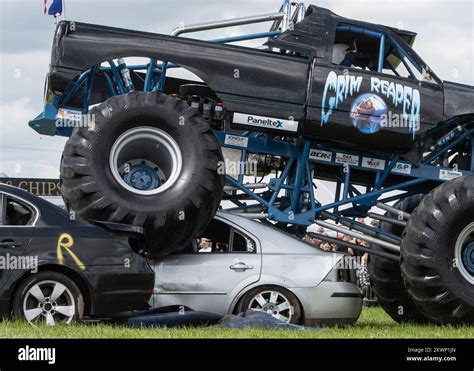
<box><xmin>230</xmin><ymin>262</ymin><xmax>253</xmax><ymax>270</ymax></box>
<box><xmin>0</xmin><ymin>240</ymin><xmax>21</xmax><ymax>248</ymax></box>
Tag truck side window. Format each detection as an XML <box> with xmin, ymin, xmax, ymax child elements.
<box><xmin>382</xmin><ymin>44</ymin><xmax>424</xmax><ymax>81</ymax></box>
<box><xmin>332</xmin><ymin>24</ymin><xmax>380</xmax><ymax>71</ymax></box>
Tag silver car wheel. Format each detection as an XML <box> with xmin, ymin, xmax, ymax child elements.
<box><xmin>23</xmin><ymin>280</ymin><xmax>76</xmax><ymax>326</ymax></box>
<box><xmin>248</xmin><ymin>290</ymin><xmax>294</xmax><ymax>323</ymax></box>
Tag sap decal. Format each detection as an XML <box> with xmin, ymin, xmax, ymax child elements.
<box><xmin>391</xmin><ymin>162</ymin><xmax>412</xmax><ymax>175</ymax></box>
<box><xmin>321</xmin><ymin>71</ymin><xmax>363</xmax><ymax>125</ymax></box>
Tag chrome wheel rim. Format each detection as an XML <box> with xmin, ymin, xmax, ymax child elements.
<box><xmin>109</xmin><ymin>127</ymin><xmax>183</xmax><ymax>195</ymax></box>
<box><xmin>455</xmin><ymin>222</ymin><xmax>474</xmax><ymax>284</ymax></box>
<box><xmin>23</xmin><ymin>280</ymin><xmax>76</xmax><ymax>326</ymax></box>
<box><xmin>248</xmin><ymin>290</ymin><xmax>294</xmax><ymax>323</ymax></box>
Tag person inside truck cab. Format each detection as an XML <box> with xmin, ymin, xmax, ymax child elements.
<box><xmin>332</xmin><ymin>39</ymin><xmax>377</xmax><ymax>71</ymax></box>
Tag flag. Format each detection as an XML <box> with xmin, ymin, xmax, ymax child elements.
<box><xmin>44</xmin><ymin>0</ymin><xmax>63</xmax><ymax>16</ymax></box>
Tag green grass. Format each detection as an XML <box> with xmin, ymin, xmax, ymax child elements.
<box><xmin>0</xmin><ymin>307</ymin><xmax>472</xmax><ymax>339</ymax></box>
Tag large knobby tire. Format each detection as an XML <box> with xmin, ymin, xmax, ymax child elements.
<box><xmin>401</xmin><ymin>175</ymin><xmax>474</xmax><ymax>324</ymax></box>
<box><xmin>236</xmin><ymin>285</ymin><xmax>302</xmax><ymax>325</ymax></box>
<box><xmin>61</xmin><ymin>91</ymin><xmax>224</xmax><ymax>257</ymax></box>
<box><xmin>368</xmin><ymin>195</ymin><xmax>428</xmax><ymax>323</ymax></box>
<box><xmin>12</xmin><ymin>271</ymin><xmax>84</xmax><ymax>326</ymax></box>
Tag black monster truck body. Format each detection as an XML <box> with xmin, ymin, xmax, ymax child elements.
<box><xmin>44</xmin><ymin>6</ymin><xmax>473</xmax><ymax>159</ymax></box>
<box><xmin>30</xmin><ymin>3</ymin><xmax>474</xmax><ymax>324</ymax></box>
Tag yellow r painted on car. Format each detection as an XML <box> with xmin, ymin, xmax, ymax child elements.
<box><xmin>56</xmin><ymin>233</ymin><xmax>86</xmax><ymax>270</ymax></box>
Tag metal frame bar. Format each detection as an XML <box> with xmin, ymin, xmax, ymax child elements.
<box><xmin>170</xmin><ymin>11</ymin><xmax>287</xmax><ymax>36</ymax></box>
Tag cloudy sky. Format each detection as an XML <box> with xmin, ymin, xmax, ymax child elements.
<box><xmin>0</xmin><ymin>0</ymin><xmax>472</xmax><ymax>179</ymax></box>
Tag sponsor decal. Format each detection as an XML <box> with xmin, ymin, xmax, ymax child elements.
<box><xmin>309</xmin><ymin>149</ymin><xmax>333</xmax><ymax>162</ymax></box>
<box><xmin>362</xmin><ymin>157</ymin><xmax>386</xmax><ymax>171</ymax></box>
<box><xmin>321</xmin><ymin>72</ymin><xmax>421</xmax><ymax>137</ymax></box>
<box><xmin>233</xmin><ymin>113</ymin><xmax>298</xmax><ymax>132</ymax></box>
<box><xmin>57</xmin><ymin>108</ymin><xmax>82</xmax><ymax>122</ymax></box>
<box><xmin>335</xmin><ymin>153</ymin><xmax>359</xmax><ymax>166</ymax></box>
<box><xmin>224</xmin><ymin>134</ymin><xmax>248</xmax><ymax>148</ymax></box>
<box><xmin>391</xmin><ymin>162</ymin><xmax>412</xmax><ymax>175</ymax></box>
<box><xmin>439</xmin><ymin>169</ymin><xmax>463</xmax><ymax>181</ymax></box>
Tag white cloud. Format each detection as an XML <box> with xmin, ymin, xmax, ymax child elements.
<box><xmin>0</xmin><ymin>97</ymin><xmax>66</xmax><ymax>178</ymax></box>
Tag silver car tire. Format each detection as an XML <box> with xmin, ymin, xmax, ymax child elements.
<box><xmin>236</xmin><ymin>285</ymin><xmax>302</xmax><ymax>325</ymax></box>
<box><xmin>12</xmin><ymin>272</ymin><xmax>84</xmax><ymax>326</ymax></box>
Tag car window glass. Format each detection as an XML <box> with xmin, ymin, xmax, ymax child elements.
<box><xmin>4</xmin><ymin>196</ymin><xmax>34</xmax><ymax>226</ymax></box>
<box><xmin>231</xmin><ymin>229</ymin><xmax>256</xmax><ymax>253</ymax></box>
<box><xmin>196</xmin><ymin>219</ymin><xmax>231</xmax><ymax>253</ymax></box>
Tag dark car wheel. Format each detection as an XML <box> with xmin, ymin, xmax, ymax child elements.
<box><xmin>237</xmin><ymin>285</ymin><xmax>302</xmax><ymax>324</ymax></box>
<box><xmin>368</xmin><ymin>195</ymin><xmax>428</xmax><ymax>323</ymax></box>
<box><xmin>401</xmin><ymin>175</ymin><xmax>474</xmax><ymax>324</ymax></box>
<box><xmin>60</xmin><ymin>91</ymin><xmax>224</xmax><ymax>257</ymax></box>
<box><xmin>12</xmin><ymin>272</ymin><xmax>84</xmax><ymax>325</ymax></box>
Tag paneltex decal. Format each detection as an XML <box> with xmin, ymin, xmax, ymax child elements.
<box><xmin>309</xmin><ymin>149</ymin><xmax>333</xmax><ymax>162</ymax></box>
<box><xmin>335</xmin><ymin>153</ymin><xmax>359</xmax><ymax>166</ymax></box>
<box><xmin>233</xmin><ymin>113</ymin><xmax>298</xmax><ymax>132</ymax></box>
<box><xmin>224</xmin><ymin>134</ymin><xmax>248</xmax><ymax>148</ymax></box>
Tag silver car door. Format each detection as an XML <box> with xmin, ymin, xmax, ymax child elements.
<box><xmin>153</xmin><ymin>219</ymin><xmax>261</xmax><ymax>315</ymax></box>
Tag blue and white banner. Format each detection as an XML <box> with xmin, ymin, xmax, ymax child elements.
<box><xmin>44</xmin><ymin>0</ymin><xmax>63</xmax><ymax>16</ymax></box>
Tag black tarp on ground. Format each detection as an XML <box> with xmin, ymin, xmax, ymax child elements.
<box><xmin>126</xmin><ymin>307</ymin><xmax>318</xmax><ymax>331</ymax></box>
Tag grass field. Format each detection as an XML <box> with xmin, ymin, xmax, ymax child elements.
<box><xmin>0</xmin><ymin>307</ymin><xmax>472</xmax><ymax>339</ymax></box>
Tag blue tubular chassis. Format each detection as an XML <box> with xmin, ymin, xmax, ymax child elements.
<box><xmin>30</xmin><ymin>4</ymin><xmax>474</xmax><ymax>253</ymax></box>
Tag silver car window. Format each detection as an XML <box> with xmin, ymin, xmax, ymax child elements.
<box><xmin>231</xmin><ymin>229</ymin><xmax>256</xmax><ymax>253</ymax></box>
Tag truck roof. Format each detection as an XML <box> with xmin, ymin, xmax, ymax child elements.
<box><xmin>265</xmin><ymin>5</ymin><xmax>417</xmax><ymax>58</ymax></box>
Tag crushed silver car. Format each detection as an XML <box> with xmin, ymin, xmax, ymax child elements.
<box><xmin>150</xmin><ymin>212</ymin><xmax>362</xmax><ymax>326</ymax></box>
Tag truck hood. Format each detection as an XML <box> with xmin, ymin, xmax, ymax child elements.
<box><xmin>443</xmin><ymin>80</ymin><xmax>474</xmax><ymax>118</ymax></box>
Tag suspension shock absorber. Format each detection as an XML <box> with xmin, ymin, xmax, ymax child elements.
<box><xmin>117</xmin><ymin>58</ymin><xmax>135</xmax><ymax>91</ymax></box>
<box><xmin>430</xmin><ymin>125</ymin><xmax>464</xmax><ymax>151</ymax></box>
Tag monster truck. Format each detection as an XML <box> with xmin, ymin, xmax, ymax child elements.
<box><xmin>30</xmin><ymin>2</ymin><xmax>473</xmax><ymax>324</ymax></box>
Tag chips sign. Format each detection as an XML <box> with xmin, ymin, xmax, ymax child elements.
<box><xmin>0</xmin><ymin>178</ymin><xmax>60</xmax><ymax>196</ymax></box>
